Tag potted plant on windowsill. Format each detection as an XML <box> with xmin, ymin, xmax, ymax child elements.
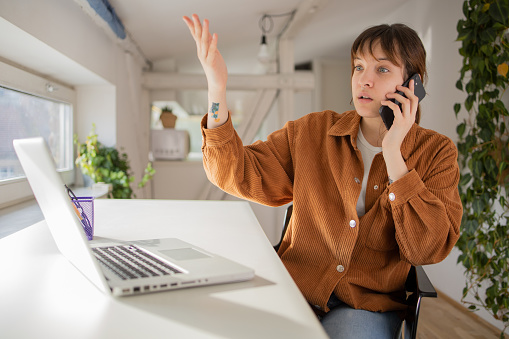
<box><xmin>75</xmin><ymin>124</ymin><xmax>155</xmax><ymax>199</ymax></box>
<box><xmin>160</xmin><ymin>106</ymin><xmax>177</xmax><ymax>128</ymax></box>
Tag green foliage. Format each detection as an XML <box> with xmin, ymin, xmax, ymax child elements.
<box><xmin>75</xmin><ymin>124</ymin><xmax>155</xmax><ymax>199</ymax></box>
<box><xmin>455</xmin><ymin>0</ymin><xmax>509</xmax><ymax>336</ymax></box>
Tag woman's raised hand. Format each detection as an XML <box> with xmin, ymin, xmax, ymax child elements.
<box><xmin>183</xmin><ymin>14</ymin><xmax>227</xmax><ymax>91</ymax></box>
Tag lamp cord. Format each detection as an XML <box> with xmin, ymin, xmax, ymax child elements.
<box><xmin>259</xmin><ymin>11</ymin><xmax>296</xmax><ymax>35</ymax></box>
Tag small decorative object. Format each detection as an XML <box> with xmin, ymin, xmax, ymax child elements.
<box><xmin>160</xmin><ymin>106</ymin><xmax>177</xmax><ymax>128</ymax></box>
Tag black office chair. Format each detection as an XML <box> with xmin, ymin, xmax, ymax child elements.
<box><xmin>274</xmin><ymin>204</ymin><xmax>437</xmax><ymax>339</ymax></box>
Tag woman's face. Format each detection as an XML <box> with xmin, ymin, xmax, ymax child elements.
<box><xmin>351</xmin><ymin>42</ymin><xmax>406</xmax><ymax>120</ymax></box>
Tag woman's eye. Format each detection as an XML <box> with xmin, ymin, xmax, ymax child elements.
<box><xmin>378</xmin><ymin>67</ymin><xmax>389</xmax><ymax>73</ymax></box>
<box><xmin>354</xmin><ymin>65</ymin><xmax>363</xmax><ymax>71</ymax></box>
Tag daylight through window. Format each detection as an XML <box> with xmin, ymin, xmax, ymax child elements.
<box><xmin>0</xmin><ymin>86</ymin><xmax>73</xmax><ymax>182</ymax></box>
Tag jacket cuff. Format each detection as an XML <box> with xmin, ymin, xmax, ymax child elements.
<box><xmin>387</xmin><ymin>169</ymin><xmax>426</xmax><ymax>206</ymax></box>
<box><xmin>200</xmin><ymin>111</ymin><xmax>235</xmax><ymax>147</ymax></box>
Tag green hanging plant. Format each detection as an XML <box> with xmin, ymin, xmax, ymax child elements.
<box><xmin>454</xmin><ymin>0</ymin><xmax>509</xmax><ymax>336</ymax></box>
<box><xmin>75</xmin><ymin>124</ymin><xmax>155</xmax><ymax>199</ymax></box>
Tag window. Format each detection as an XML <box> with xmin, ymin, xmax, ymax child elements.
<box><xmin>0</xmin><ymin>61</ymin><xmax>76</xmax><ymax>208</ymax></box>
<box><xmin>0</xmin><ymin>86</ymin><xmax>73</xmax><ymax>181</ymax></box>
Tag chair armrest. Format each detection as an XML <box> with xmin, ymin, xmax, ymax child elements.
<box><xmin>415</xmin><ymin>266</ymin><xmax>437</xmax><ymax>298</ymax></box>
<box><xmin>274</xmin><ymin>204</ymin><xmax>293</xmax><ymax>252</ymax></box>
<box><xmin>404</xmin><ymin>266</ymin><xmax>437</xmax><ymax>339</ymax></box>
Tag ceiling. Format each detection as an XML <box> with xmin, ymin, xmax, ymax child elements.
<box><xmin>108</xmin><ymin>0</ymin><xmax>409</xmax><ymax>72</ymax></box>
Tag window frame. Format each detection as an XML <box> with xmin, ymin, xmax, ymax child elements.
<box><xmin>0</xmin><ymin>61</ymin><xmax>76</xmax><ymax>208</ymax></box>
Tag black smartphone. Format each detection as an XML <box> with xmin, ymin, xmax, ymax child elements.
<box><xmin>379</xmin><ymin>73</ymin><xmax>426</xmax><ymax>130</ymax></box>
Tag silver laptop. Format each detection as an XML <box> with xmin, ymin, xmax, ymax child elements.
<box><xmin>13</xmin><ymin>137</ymin><xmax>254</xmax><ymax>296</ymax></box>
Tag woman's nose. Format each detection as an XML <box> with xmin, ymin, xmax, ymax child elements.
<box><xmin>358</xmin><ymin>72</ymin><xmax>374</xmax><ymax>88</ymax></box>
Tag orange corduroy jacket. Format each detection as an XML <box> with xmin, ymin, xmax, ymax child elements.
<box><xmin>201</xmin><ymin>110</ymin><xmax>462</xmax><ymax>313</ymax></box>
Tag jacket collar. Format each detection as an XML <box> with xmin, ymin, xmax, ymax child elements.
<box><xmin>328</xmin><ymin>110</ymin><xmax>418</xmax><ymax>159</ymax></box>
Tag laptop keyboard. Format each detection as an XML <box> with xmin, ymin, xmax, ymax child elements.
<box><xmin>92</xmin><ymin>245</ymin><xmax>183</xmax><ymax>280</ymax></box>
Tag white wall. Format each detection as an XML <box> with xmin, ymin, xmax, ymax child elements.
<box><xmin>313</xmin><ymin>58</ymin><xmax>352</xmax><ymax>114</ymax></box>
<box><xmin>0</xmin><ymin>0</ymin><xmax>116</xmax><ymax>84</ymax></box>
<box><xmin>76</xmin><ymin>85</ymin><xmax>117</xmax><ymax>147</ymax></box>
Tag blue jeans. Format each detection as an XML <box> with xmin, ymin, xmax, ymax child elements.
<box><xmin>320</xmin><ymin>294</ymin><xmax>403</xmax><ymax>339</ymax></box>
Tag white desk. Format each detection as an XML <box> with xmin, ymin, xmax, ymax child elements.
<box><xmin>0</xmin><ymin>199</ymin><xmax>328</xmax><ymax>339</ymax></box>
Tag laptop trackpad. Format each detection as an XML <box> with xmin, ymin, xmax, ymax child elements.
<box><xmin>160</xmin><ymin>248</ymin><xmax>211</xmax><ymax>261</ymax></box>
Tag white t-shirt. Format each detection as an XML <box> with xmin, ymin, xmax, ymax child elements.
<box><xmin>356</xmin><ymin>127</ymin><xmax>382</xmax><ymax>216</ymax></box>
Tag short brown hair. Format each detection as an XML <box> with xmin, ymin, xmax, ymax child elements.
<box><xmin>351</xmin><ymin>24</ymin><xmax>427</xmax><ymax>124</ymax></box>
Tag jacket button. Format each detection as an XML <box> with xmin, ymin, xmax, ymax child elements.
<box><xmin>349</xmin><ymin>220</ymin><xmax>356</xmax><ymax>228</ymax></box>
<box><xmin>389</xmin><ymin>192</ymin><xmax>396</xmax><ymax>201</ymax></box>
<box><xmin>354</xmin><ymin>177</ymin><xmax>361</xmax><ymax>184</ymax></box>
<box><xmin>336</xmin><ymin>265</ymin><xmax>345</xmax><ymax>273</ymax></box>
<box><xmin>374</xmin><ymin>185</ymin><xmax>378</xmax><ymax>190</ymax></box>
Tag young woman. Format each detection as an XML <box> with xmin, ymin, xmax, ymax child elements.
<box><xmin>183</xmin><ymin>14</ymin><xmax>462</xmax><ymax>338</ymax></box>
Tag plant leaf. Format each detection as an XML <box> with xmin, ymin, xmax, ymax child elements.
<box><xmin>457</xmin><ymin>122</ymin><xmax>466</xmax><ymax>136</ymax></box>
<box><xmin>489</xmin><ymin>0</ymin><xmax>509</xmax><ymax>26</ymax></box>
<box><xmin>455</xmin><ymin>103</ymin><xmax>462</xmax><ymax>116</ymax></box>
<box><xmin>456</xmin><ymin>79</ymin><xmax>464</xmax><ymax>91</ymax></box>
<box><xmin>497</xmin><ymin>62</ymin><xmax>508</xmax><ymax>78</ymax></box>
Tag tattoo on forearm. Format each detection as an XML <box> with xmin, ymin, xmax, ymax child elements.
<box><xmin>210</xmin><ymin>102</ymin><xmax>220</xmax><ymax>122</ymax></box>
